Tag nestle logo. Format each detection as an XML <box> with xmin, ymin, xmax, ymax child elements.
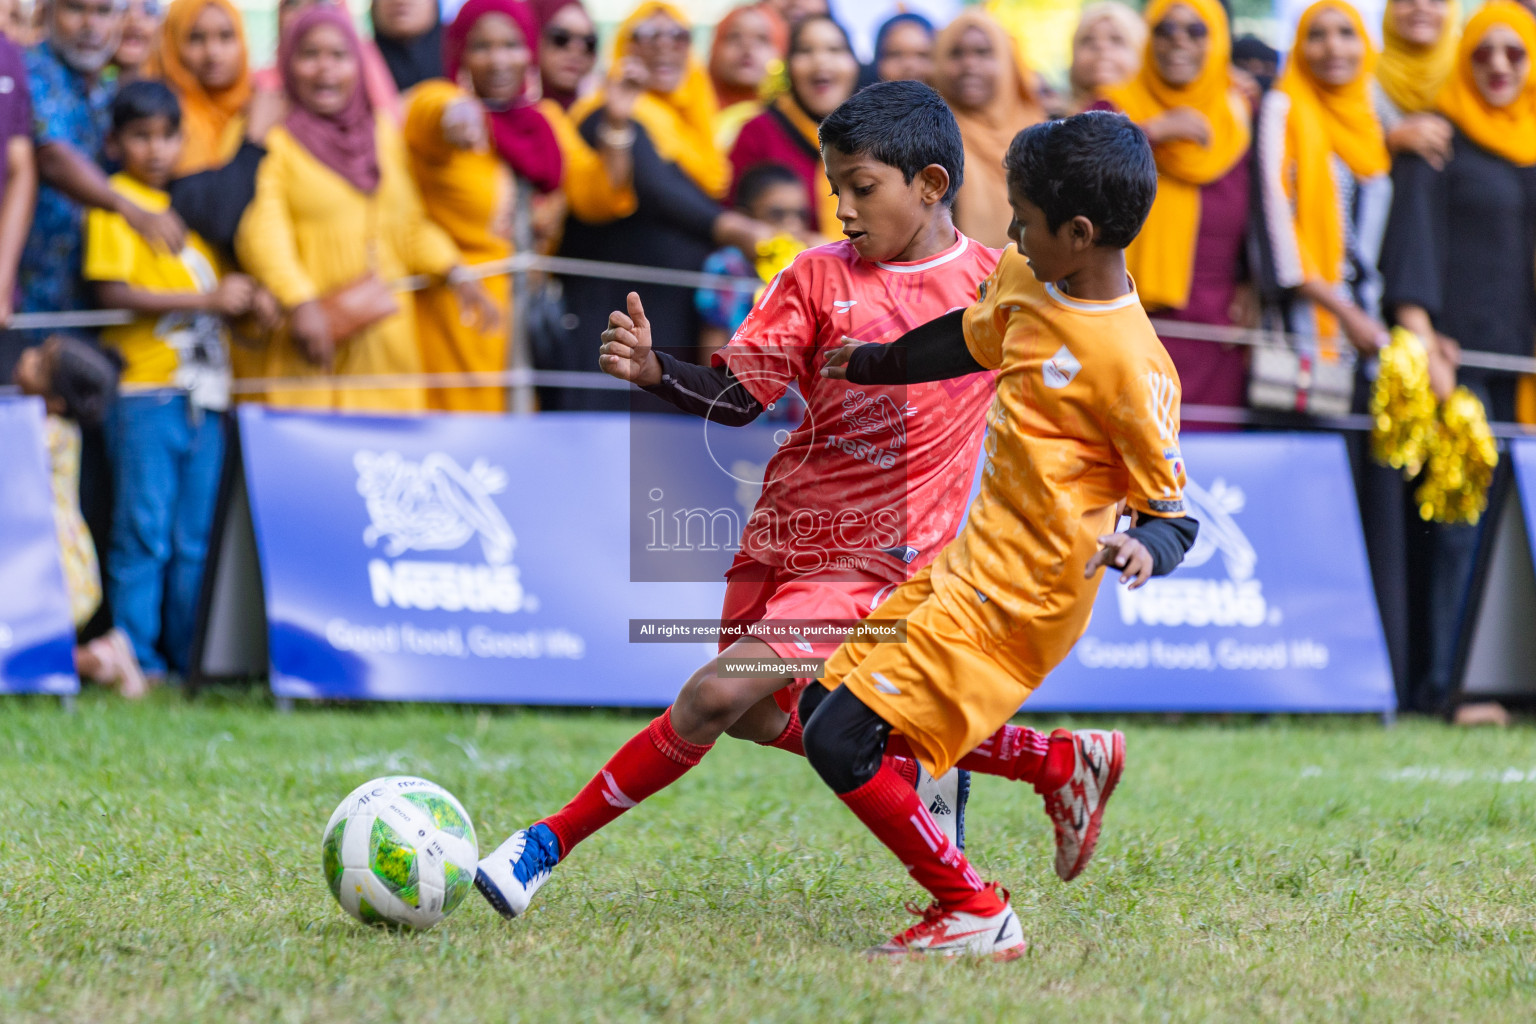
<box><xmin>355</xmin><ymin>450</ymin><xmax>535</xmax><ymax>614</ymax></box>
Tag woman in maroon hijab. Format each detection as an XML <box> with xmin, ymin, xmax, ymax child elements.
<box><xmin>235</xmin><ymin>5</ymin><xmax>493</xmax><ymax>412</ymax></box>
<box><xmin>403</xmin><ymin>0</ymin><xmax>561</xmax><ymax>411</ymax></box>
<box><xmin>532</xmin><ymin>0</ymin><xmax>598</xmax><ymax>110</ymax></box>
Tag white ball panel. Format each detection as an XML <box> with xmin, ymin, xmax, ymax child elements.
<box><xmin>322</xmin><ymin>775</ymin><xmax>480</xmax><ymax>931</ymax></box>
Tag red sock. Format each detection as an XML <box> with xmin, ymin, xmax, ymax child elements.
<box><xmin>839</xmin><ymin>764</ymin><xmax>999</xmax><ymax>912</ymax></box>
<box><xmin>1033</xmin><ymin>729</ymin><xmax>1077</xmax><ymax>793</ymax></box>
<box><xmin>540</xmin><ymin>708</ymin><xmax>712</xmax><ymax>856</ymax></box>
<box><xmin>886</xmin><ymin>725</ymin><xmax>1069</xmax><ymax>786</ymax></box>
<box><xmin>888</xmin><ymin>755</ymin><xmax>920</xmax><ymax>787</ymax></box>
<box><xmin>757</xmin><ymin>706</ymin><xmax>804</xmax><ymax>755</ymax></box>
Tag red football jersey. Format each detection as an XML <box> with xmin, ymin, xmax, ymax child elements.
<box><xmin>715</xmin><ymin>233</ymin><xmax>1000</xmax><ymax>583</ymax></box>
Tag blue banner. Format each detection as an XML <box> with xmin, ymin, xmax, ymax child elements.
<box><xmin>0</xmin><ymin>397</ymin><xmax>79</xmax><ymax>695</ymax></box>
<box><xmin>239</xmin><ymin>408</ymin><xmax>731</xmax><ymax>703</ymax></box>
<box><xmin>1030</xmin><ymin>433</ymin><xmax>1395</xmax><ymax>712</ymax></box>
<box><xmin>1512</xmin><ymin>439</ymin><xmax>1536</xmax><ymax>563</ymax></box>
<box><xmin>240</xmin><ymin>410</ymin><xmax>1392</xmax><ymax>711</ymax></box>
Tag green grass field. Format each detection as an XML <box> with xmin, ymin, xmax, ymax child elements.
<box><xmin>3</xmin><ymin>691</ymin><xmax>1534</xmax><ymax>1023</ymax></box>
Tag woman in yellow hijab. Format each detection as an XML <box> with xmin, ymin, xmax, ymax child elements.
<box><xmin>1377</xmin><ymin>1</ymin><xmax>1536</xmax><ymax>712</ymax></box>
<box><xmin>1374</xmin><ymin>0</ymin><xmax>1460</xmax><ymax>169</ymax></box>
<box><xmin>549</xmin><ymin>1</ymin><xmax>773</xmax><ymax>410</ymax></box>
<box><xmin>157</xmin><ymin>0</ymin><xmax>253</xmax><ymax>175</ymax></box>
<box><xmin>1096</xmin><ymin>0</ymin><xmax>1252</xmax><ymax>412</ymax></box>
<box><xmin>1256</xmin><ymin>0</ymin><xmax>1391</xmax><ymax>351</ymax></box>
<box><xmin>1383</xmin><ymin>0</ymin><xmax>1536</xmax><ymax>416</ymax></box>
<box><xmin>568</xmin><ymin>2</ymin><xmax>728</xmax><ymax>202</ymax></box>
<box><xmin>933</xmin><ymin>9</ymin><xmax>1045</xmax><ymax>249</ymax></box>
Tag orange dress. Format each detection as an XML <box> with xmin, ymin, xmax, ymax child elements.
<box><xmin>403</xmin><ymin>80</ymin><xmax>515</xmax><ymax>413</ymax></box>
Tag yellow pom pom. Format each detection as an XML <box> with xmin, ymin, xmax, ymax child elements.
<box><xmin>1369</xmin><ymin>327</ymin><xmax>1436</xmax><ymax>476</ymax></box>
<box><xmin>1415</xmin><ymin>386</ymin><xmax>1499</xmax><ymax>525</ymax></box>
<box><xmin>752</xmin><ymin>234</ymin><xmax>807</xmax><ymax>303</ymax></box>
<box><xmin>757</xmin><ymin>59</ymin><xmax>788</xmax><ymax>102</ymax></box>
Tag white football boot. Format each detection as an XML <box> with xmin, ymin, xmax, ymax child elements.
<box><xmin>866</xmin><ymin>885</ymin><xmax>1027</xmax><ymax>960</ymax></box>
<box><xmin>915</xmin><ymin>766</ymin><xmax>971</xmax><ymax>850</ymax></box>
<box><xmin>1041</xmin><ymin>729</ymin><xmax>1125</xmax><ymax>882</ymax></box>
<box><xmin>474</xmin><ymin>823</ymin><xmax>561</xmax><ymax>920</ymax></box>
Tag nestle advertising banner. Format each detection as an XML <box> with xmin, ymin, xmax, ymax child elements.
<box><xmin>241</xmin><ymin>408</ymin><xmax>1392</xmax><ymax>712</ymax></box>
<box><xmin>239</xmin><ymin>407</ymin><xmax>732</xmax><ymax>703</ymax></box>
<box><xmin>0</xmin><ymin>397</ymin><xmax>80</xmax><ymax>696</ymax></box>
<box><xmin>1031</xmin><ymin>433</ymin><xmax>1395</xmax><ymax>712</ymax></box>
<box><xmin>1513</xmin><ymin>440</ymin><xmax>1536</xmax><ymax>560</ymax></box>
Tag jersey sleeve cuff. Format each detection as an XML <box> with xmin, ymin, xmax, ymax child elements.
<box><xmin>711</xmin><ymin>346</ymin><xmax>790</xmax><ymax>408</ymax></box>
<box><xmin>1128</xmin><ymin>497</ymin><xmax>1188</xmax><ymax>518</ymax></box>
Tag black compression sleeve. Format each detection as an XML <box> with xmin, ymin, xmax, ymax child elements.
<box><xmin>843</xmin><ymin>309</ymin><xmax>985</xmax><ymax>384</ymax></box>
<box><xmin>800</xmin><ymin>684</ymin><xmax>892</xmax><ymax>794</ymax></box>
<box><xmin>640</xmin><ymin>350</ymin><xmax>764</xmax><ymax>425</ymax></box>
<box><xmin>1124</xmin><ymin>513</ymin><xmax>1200</xmax><ymax>577</ymax></box>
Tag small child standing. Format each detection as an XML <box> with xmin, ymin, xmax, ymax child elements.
<box><xmin>83</xmin><ymin>80</ymin><xmax>273</xmax><ymax>679</ymax></box>
<box><xmin>12</xmin><ymin>335</ymin><xmax>148</xmax><ymax>696</ymax></box>
<box><xmin>694</xmin><ymin>162</ymin><xmax>812</xmax><ymax>359</ymax></box>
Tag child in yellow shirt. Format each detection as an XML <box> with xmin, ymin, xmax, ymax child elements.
<box><xmin>804</xmin><ymin>112</ymin><xmax>1200</xmax><ymax>959</ymax></box>
<box><xmin>83</xmin><ymin>80</ymin><xmax>275</xmax><ymax>680</ymax></box>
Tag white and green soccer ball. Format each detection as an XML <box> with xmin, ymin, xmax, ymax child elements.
<box><xmin>321</xmin><ymin>776</ymin><xmax>478</xmax><ymax>930</ymax></box>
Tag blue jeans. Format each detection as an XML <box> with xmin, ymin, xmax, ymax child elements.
<box><xmin>107</xmin><ymin>394</ymin><xmax>225</xmax><ymax>674</ymax></box>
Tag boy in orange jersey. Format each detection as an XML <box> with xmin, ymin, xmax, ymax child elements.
<box><xmin>805</xmin><ymin>111</ymin><xmax>1200</xmax><ymax>959</ymax></box>
<box><xmin>475</xmin><ymin>84</ymin><xmax>1111</xmax><ymax>924</ymax></box>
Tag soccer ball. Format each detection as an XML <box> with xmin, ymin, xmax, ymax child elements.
<box><xmin>321</xmin><ymin>776</ymin><xmax>478</xmax><ymax>930</ymax></box>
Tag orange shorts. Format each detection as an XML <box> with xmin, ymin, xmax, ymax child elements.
<box><xmin>822</xmin><ymin>563</ymin><xmax>1036</xmax><ymax>776</ymax></box>
<box><xmin>719</xmin><ymin>556</ymin><xmax>898</xmax><ymax>712</ymax></box>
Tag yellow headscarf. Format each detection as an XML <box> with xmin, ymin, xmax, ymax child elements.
<box><xmin>1377</xmin><ymin>0</ymin><xmax>1461</xmax><ymax>114</ymax></box>
<box><xmin>934</xmin><ymin>9</ymin><xmax>1046</xmax><ymax>249</ymax></box>
<box><xmin>571</xmin><ymin>1</ymin><xmax>729</xmax><ymax>199</ymax></box>
<box><xmin>158</xmin><ymin>0</ymin><xmax>253</xmax><ymax>176</ymax></box>
<box><xmin>1438</xmin><ymin>1</ymin><xmax>1536</xmax><ymax>166</ymax></box>
<box><xmin>1277</xmin><ymin>0</ymin><xmax>1389</xmax><ymax>324</ymax></box>
<box><xmin>1107</xmin><ymin>0</ymin><xmax>1249</xmax><ymax>311</ymax></box>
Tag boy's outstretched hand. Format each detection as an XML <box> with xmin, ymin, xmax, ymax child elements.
<box><xmin>1085</xmin><ymin>532</ymin><xmax>1154</xmax><ymax>589</ymax></box>
<box><xmin>599</xmin><ymin>291</ymin><xmax>662</xmax><ymax>387</ymax></box>
<box><xmin>820</xmin><ymin>336</ymin><xmax>864</xmax><ymax>379</ymax></box>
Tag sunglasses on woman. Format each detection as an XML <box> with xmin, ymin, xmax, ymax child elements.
<box><xmin>1152</xmin><ymin>20</ymin><xmax>1210</xmax><ymax>42</ymax></box>
<box><xmin>630</xmin><ymin>25</ymin><xmax>691</xmax><ymax>48</ymax></box>
<box><xmin>1471</xmin><ymin>42</ymin><xmax>1528</xmax><ymax>66</ymax></box>
<box><xmin>546</xmin><ymin>27</ymin><xmax>598</xmax><ymax>55</ymax></box>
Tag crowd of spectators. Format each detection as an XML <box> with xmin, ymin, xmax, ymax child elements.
<box><xmin>0</xmin><ymin>0</ymin><xmax>1532</xmax><ymax>715</ymax></box>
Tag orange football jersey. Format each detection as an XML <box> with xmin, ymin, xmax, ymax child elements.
<box><xmin>929</xmin><ymin>246</ymin><xmax>1189</xmax><ymax>685</ymax></box>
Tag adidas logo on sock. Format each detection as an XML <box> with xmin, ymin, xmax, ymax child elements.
<box><xmin>929</xmin><ymin>795</ymin><xmax>951</xmax><ymax>816</ymax></box>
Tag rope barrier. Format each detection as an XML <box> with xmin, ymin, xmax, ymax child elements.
<box><xmin>9</xmin><ymin>251</ymin><xmax>1535</xmax><ymax>433</ymax></box>
<box><xmin>416</xmin><ymin>253</ymin><xmax>1536</xmax><ymax>376</ymax></box>
<box><xmin>15</xmin><ymin>252</ymin><xmax>1536</xmax><ymax>372</ymax></box>
<box><xmin>225</xmin><ymin>367</ymin><xmax>632</xmax><ymax>395</ymax></box>
<box><xmin>10</xmin><ymin>309</ymin><xmax>136</xmax><ymax>330</ymax></box>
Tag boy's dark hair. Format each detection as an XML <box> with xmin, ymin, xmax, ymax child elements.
<box><xmin>1232</xmin><ymin>34</ymin><xmax>1279</xmax><ymax>67</ymax></box>
<box><xmin>1004</xmin><ymin>111</ymin><xmax>1156</xmax><ymax>249</ymax></box>
<box><xmin>111</xmin><ymin>80</ymin><xmax>182</xmax><ymax>135</ymax></box>
<box><xmin>50</xmin><ymin>336</ymin><xmax>121</xmax><ymax>429</ymax></box>
<box><xmin>818</xmin><ymin>80</ymin><xmax>964</xmax><ymax>207</ymax></box>
<box><xmin>735</xmin><ymin>163</ymin><xmax>804</xmax><ymax>212</ymax></box>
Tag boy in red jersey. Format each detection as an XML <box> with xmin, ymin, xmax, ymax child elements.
<box><xmin>801</xmin><ymin>112</ymin><xmax>1199</xmax><ymax>959</ymax></box>
<box><xmin>475</xmin><ymin>84</ymin><xmax>1105</xmax><ymax>922</ymax></box>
